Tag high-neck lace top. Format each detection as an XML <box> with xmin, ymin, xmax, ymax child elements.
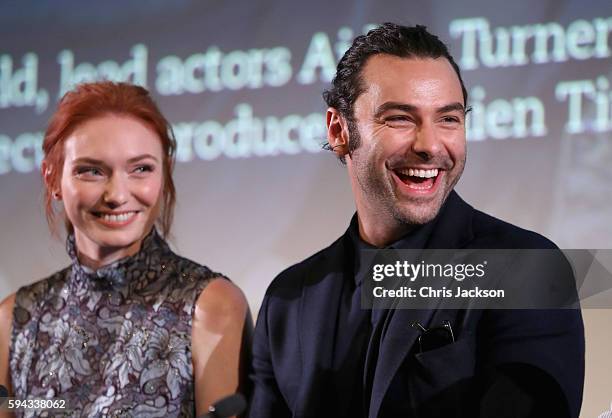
<box><xmin>10</xmin><ymin>230</ymin><xmax>219</xmax><ymax>417</ymax></box>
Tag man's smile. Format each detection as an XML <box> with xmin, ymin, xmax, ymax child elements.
<box><xmin>391</xmin><ymin>167</ymin><xmax>443</xmax><ymax>193</ymax></box>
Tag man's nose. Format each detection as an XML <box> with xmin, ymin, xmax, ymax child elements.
<box><xmin>103</xmin><ymin>174</ymin><xmax>129</xmax><ymax>208</ymax></box>
<box><xmin>411</xmin><ymin>122</ymin><xmax>441</xmax><ymax>160</ymax></box>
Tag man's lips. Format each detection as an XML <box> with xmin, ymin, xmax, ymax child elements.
<box><xmin>391</xmin><ymin>167</ymin><xmax>443</xmax><ymax>193</ymax></box>
<box><xmin>394</xmin><ymin>167</ymin><xmax>439</xmax><ymax>178</ymax></box>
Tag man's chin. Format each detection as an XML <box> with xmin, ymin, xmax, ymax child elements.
<box><xmin>392</xmin><ymin>200</ymin><xmax>444</xmax><ymax>226</ymax></box>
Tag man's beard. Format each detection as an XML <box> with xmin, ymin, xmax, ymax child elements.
<box><xmin>348</xmin><ymin>122</ymin><xmax>465</xmax><ymax>227</ymax></box>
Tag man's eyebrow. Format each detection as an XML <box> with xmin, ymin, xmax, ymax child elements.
<box><xmin>436</xmin><ymin>102</ymin><xmax>466</xmax><ymax>114</ymax></box>
<box><xmin>373</xmin><ymin>102</ymin><xmax>417</xmax><ymax>118</ymax></box>
<box><xmin>373</xmin><ymin>101</ymin><xmax>466</xmax><ymax>118</ymax></box>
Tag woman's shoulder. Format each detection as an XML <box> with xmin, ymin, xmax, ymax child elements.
<box><xmin>0</xmin><ymin>267</ymin><xmax>71</xmax><ymax>336</ymax></box>
<box><xmin>195</xmin><ymin>278</ymin><xmax>248</xmax><ymax>316</ymax></box>
<box><xmin>162</xmin><ymin>250</ymin><xmax>227</xmax><ymax>287</ymax></box>
<box><xmin>0</xmin><ymin>292</ymin><xmax>16</xmax><ymax>326</ymax></box>
<box><xmin>158</xmin><ymin>250</ymin><xmax>246</xmax><ymax>310</ymax></box>
<box><xmin>12</xmin><ymin>267</ymin><xmax>71</xmax><ymax>307</ymax></box>
<box><xmin>192</xmin><ymin>278</ymin><xmax>249</xmax><ymax>352</ymax></box>
<box><xmin>161</xmin><ymin>251</ymin><xmax>248</xmax><ymax>316</ymax></box>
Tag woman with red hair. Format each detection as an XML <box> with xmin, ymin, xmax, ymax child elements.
<box><xmin>0</xmin><ymin>82</ymin><xmax>250</xmax><ymax>417</ymax></box>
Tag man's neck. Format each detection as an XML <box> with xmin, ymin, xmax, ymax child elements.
<box><xmin>356</xmin><ymin>213</ymin><xmax>414</xmax><ymax>248</ymax></box>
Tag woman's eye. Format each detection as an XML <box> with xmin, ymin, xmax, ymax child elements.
<box><xmin>75</xmin><ymin>167</ymin><xmax>103</xmax><ymax>177</ymax></box>
<box><xmin>133</xmin><ymin>165</ymin><xmax>154</xmax><ymax>174</ymax></box>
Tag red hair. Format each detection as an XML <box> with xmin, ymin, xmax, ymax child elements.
<box><xmin>43</xmin><ymin>81</ymin><xmax>176</xmax><ymax>237</ymax></box>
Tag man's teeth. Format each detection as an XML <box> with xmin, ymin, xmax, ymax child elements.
<box><xmin>101</xmin><ymin>212</ymin><xmax>136</xmax><ymax>222</ymax></box>
<box><xmin>398</xmin><ymin>168</ymin><xmax>439</xmax><ymax>178</ymax></box>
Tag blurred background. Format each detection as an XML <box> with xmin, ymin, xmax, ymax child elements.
<box><xmin>1</xmin><ymin>1</ymin><xmax>610</xmax><ymax>416</ymax></box>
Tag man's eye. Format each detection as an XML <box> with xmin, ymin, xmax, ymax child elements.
<box><xmin>385</xmin><ymin>116</ymin><xmax>413</xmax><ymax>127</ymax></box>
<box><xmin>441</xmin><ymin>116</ymin><xmax>461</xmax><ymax>124</ymax></box>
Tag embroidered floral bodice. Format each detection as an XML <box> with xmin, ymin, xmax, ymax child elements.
<box><xmin>10</xmin><ymin>230</ymin><xmax>218</xmax><ymax>417</ymax></box>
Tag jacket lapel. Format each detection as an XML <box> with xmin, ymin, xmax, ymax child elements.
<box><xmin>368</xmin><ymin>191</ymin><xmax>475</xmax><ymax>418</ymax></box>
<box><xmin>296</xmin><ymin>234</ymin><xmax>351</xmax><ymax>418</ymax></box>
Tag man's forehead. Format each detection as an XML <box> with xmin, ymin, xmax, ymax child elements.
<box><xmin>359</xmin><ymin>54</ymin><xmax>462</xmax><ymax>102</ymax></box>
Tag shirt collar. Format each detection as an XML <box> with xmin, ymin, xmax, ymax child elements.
<box><xmin>66</xmin><ymin>228</ymin><xmax>169</xmax><ymax>291</ymax></box>
<box><xmin>348</xmin><ymin>210</ymin><xmax>440</xmax><ymax>286</ymax></box>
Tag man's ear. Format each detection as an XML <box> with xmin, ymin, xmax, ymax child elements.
<box><xmin>326</xmin><ymin>107</ymin><xmax>350</xmax><ymax>157</ymax></box>
<box><xmin>41</xmin><ymin>161</ymin><xmax>61</xmax><ymax>200</ymax></box>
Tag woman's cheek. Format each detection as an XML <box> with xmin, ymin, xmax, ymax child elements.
<box><xmin>138</xmin><ymin>177</ymin><xmax>164</xmax><ymax>206</ymax></box>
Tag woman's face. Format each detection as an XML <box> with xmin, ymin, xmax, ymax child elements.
<box><xmin>59</xmin><ymin>114</ymin><xmax>165</xmax><ymax>263</ymax></box>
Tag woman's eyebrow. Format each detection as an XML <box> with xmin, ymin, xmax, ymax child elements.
<box><xmin>126</xmin><ymin>154</ymin><xmax>159</xmax><ymax>163</ymax></box>
<box><xmin>71</xmin><ymin>157</ymin><xmax>104</xmax><ymax>165</ymax></box>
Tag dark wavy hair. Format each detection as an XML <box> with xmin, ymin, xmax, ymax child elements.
<box><xmin>323</xmin><ymin>23</ymin><xmax>468</xmax><ymax>161</ymax></box>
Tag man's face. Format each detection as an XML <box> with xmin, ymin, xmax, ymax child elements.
<box><xmin>346</xmin><ymin>55</ymin><xmax>467</xmax><ymax>228</ymax></box>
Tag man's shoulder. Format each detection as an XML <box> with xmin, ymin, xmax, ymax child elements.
<box><xmin>469</xmin><ymin>206</ymin><xmax>558</xmax><ymax>249</ymax></box>
<box><xmin>265</xmin><ymin>235</ymin><xmax>346</xmax><ymax>298</ymax></box>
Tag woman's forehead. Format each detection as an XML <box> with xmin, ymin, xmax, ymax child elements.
<box><xmin>63</xmin><ymin>115</ymin><xmax>163</xmax><ymax>162</ymax></box>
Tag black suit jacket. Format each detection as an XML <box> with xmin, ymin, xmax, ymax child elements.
<box><xmin>250</xmin><ymin>192</ymin><xmax>585</xmax><ymax>418</ymax></box>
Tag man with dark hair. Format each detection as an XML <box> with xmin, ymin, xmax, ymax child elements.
<box><xmin>250</xmin><ymin>23</ymin><xmax>584</xmax><ymax>418</ymax></box>
<box><xmin>323</xmin><ymin>23</ymin><xmax>468</xmax><ymax>165</ymax></box>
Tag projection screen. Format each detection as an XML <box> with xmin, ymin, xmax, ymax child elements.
<box><xmin>1</xmin><ymin>1</ymin><xmax>610</xmax><ymax>415</ymax></box>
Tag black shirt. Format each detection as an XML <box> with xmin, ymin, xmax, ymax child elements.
<box><xmin>330</xmin><ymin>214</ymin><xmax>438</xmax><ymax>417</ymax></box>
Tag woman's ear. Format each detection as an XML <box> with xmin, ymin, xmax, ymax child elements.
<box><xmin>41</xmin><ymin>161</ymin><xmax>61</xmax><ymax>200</ymax></box>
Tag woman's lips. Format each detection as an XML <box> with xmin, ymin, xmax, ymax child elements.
<box><xmin>92</xmin><ymin>211</ymin><xmax>139</xmax><ymax>227</ymax></box>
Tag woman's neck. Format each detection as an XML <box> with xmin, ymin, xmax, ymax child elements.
<box><xmin>74</xmin><ymin>232</ymin><xmax>144</xmax><ymax>270</ymax></box>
